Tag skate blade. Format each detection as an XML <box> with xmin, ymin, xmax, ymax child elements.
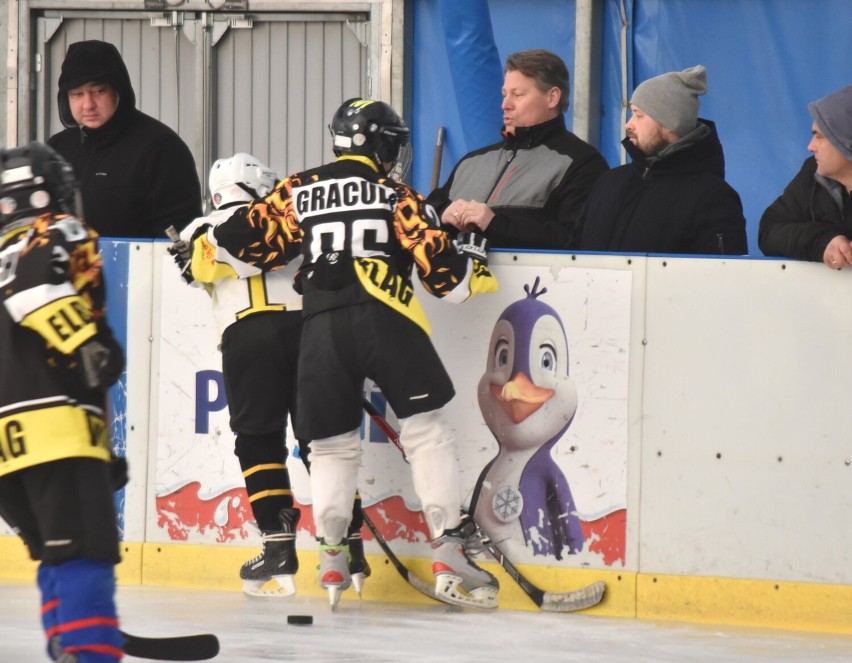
<box><xmin>351</xmin><ymin>572</ymin><xmax>367</xmax><ymax>597</ymax></box>
<box><xmin>242</xmin><ymin>575</ymin><xmax>296</xmax><ymax>598</ymax></box>
<box><xmin>435</xmin><ymin>574</ymin><xmax>499</xmax><ymax>610</ymax></box>
<box><xmin>327</xmin><ymin>585</ymin><xmax>344</xmax><ymax>610</ymax></box>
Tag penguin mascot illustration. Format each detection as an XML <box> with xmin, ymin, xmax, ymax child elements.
<box><xmin>470</xmin><ymin>277</ymin><xmax>584</xmax><ymax>559</ymax></box>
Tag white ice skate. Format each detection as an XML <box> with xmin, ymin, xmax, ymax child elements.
<box><xmin>432</xmin><ymin>519</ymin><xmax>499</xmax><ymax>610</ymax></box>
<box><xmin>319</xmin><ymin>541</ymin><xmax>352</xmax><ymax>610</ymax></box>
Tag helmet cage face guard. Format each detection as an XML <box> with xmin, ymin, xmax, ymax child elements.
<box><xmin>208</xmin><ymin>153</ymin><xmax>278</xmax><ymax>210</ymax></box>
<box><xmin>0</xmin><ymin>143</ymin><xmax>81</xmax><ymax>226</ymax></box>
<box><xmin>388</xmin><ymin>142</ymin><xmax>412</xmax><ymax>181</ymax></box>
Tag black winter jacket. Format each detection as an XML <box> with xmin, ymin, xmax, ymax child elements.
<box><xmin>758</xmin><ymin>157</ymin><xmax>852</xmax><ymax>261</ymax></box>
<box><xmin>427</xmin><ymin>116</ymin><xmax>608</xmax><ymax>250</ymax></box>
<box><xmin>577</xmin><ymin>120</ymin><xmax>748</xmax><ymax>255</ymax></box>
<box><xmin>47</xmin><ymin>41</ymin><xmax>201</xmax><ymax>239</ymax></box>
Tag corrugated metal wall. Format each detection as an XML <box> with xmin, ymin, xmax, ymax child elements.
<box><xmin>212</xmin><ymin>16</ymin><xmax>366</xmax><ymax>178</ymax></box>
<box><xmin>35</xmin><ymin>10</ymin><xmax>367</xmax><ymax>198</ymax></box>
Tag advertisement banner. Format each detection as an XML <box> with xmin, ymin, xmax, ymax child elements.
<box><xmin>154</xmin><ymin>259</ymin><xmax>630</xmax><ymax>568</ymax></box>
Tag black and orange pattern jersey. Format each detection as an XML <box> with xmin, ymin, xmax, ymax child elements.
<box><xmin>213</xmin><ymin>156</ymin><xmax>498</xmax><ymax>333</ymax></box>
<box><xmin>0</xmin><ymin>214</ymin><xmax>111</xmax><ymax>476</ymax></box>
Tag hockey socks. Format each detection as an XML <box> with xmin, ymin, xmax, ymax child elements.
<box><xmin>236</xmin><ymin>432</ymin><xmax>295</xmax><ymax>531</ymax></box>
<box><xmin>38</xmin><ymin>559</ymin><xmax>123</xmax><ymax>662</ymax></box>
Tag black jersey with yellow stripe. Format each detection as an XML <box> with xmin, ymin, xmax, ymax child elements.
<box><xmin>213</xmin><ymin>156</ymin><xmax>497</xmax><ymax>333</ymax></box>
<box><xmin>0</xmin><ymin>214</ymin><xmax>111</xmax><ymax>476</ymax></box>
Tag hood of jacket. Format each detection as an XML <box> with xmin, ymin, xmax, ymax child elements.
<box><xmin>622</xmin><ymin>118</ymin><xmax>726</xmax><ymax>179</ymax></box>
<box><xmin>57</xmin><ymin>40</ymin><xmax>137</xmax><ymax>131</ymax></box>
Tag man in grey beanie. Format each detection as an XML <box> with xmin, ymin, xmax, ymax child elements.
<box><xmin>759</xmin><ymin>84</ymin><xmax>852</xmax><ymax>268</ymax></box>
<box><xmin>630</xmin><ymin>64</ymin><xmax>707</xmax><ymax>146</ymax></box>
<box><xmin>575</xmin><ymin>65</ymin><xmax>747</xmax><ymax>254</ymax></box>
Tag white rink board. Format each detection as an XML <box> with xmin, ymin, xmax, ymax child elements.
<box><xmin>7</xmin><ymin>241</ymin><xmax>851</xmax><ymax>590</ymax></box>
<box><xmin>640</xmin><ymin>256</ymin><xmax>852</xmax><ymax>583</ymax></box>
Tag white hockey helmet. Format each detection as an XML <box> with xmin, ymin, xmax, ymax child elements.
<box><xmin>208</xmin><ymin>153</ymin><xmax>277</xmax><ymax>210</ymax></box>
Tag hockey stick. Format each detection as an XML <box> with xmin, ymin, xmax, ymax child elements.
<box><xmin>431</xmin><ymin>126</ymin><xmax>445</xmax><ymax>191</ymax></box>
<box><xmin>477</xmin><ymin>540</ymin><xmax>605</xmax><ymax>612</ymax></box>
<box><xmin>362</xmin><ymin>397</ymin><xmax>408</xmax><ymax>461</ymax></box>
<box><xmin>120</xmin><ymin>630</ymin><xmax>220</xmax><ymax>660</ymax></box>
<box><xmin>359</xmin><ymin>399</ymin><xmax>606</xmax><ymax>612</ymax></box>
<box><xmin>359</xmin><ymin>508</ymin><xmax>443</xmax><ymax>603</ymax></box>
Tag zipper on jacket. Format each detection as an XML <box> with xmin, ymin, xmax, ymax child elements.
<box><xmin>485</xmin><ymin>149</ymin><xmax>517</xmax><ymax>204</ymax></box>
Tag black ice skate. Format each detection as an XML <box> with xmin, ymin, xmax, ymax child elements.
<box><xmin>347</xmin><ymin>529</ymin><xmax>372</xmax><ymax>596</ymax></box>
<box><xmin>240</xmin><ymin>507</ymin><xmax>300</xmax><ymax>598</ymax></box>
<box><xmin>431</xmin><ymin>517</ymin><xmax>499</xmax><ymax>610</ymax></box>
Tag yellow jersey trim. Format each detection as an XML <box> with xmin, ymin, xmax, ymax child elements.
<box><xmin>354</xmin><ymin>257</ymin><xmax>431</xmax><ymax>336</ymax></box>
<box><xmin>0</xmin><ymin>403</ymin><xmax>110</xmax><ymax>476</ymax></box>
<box><xmin>19</xmin><ymin>294</ymin><xmax>97</xmax><ymax>354</ymax></box>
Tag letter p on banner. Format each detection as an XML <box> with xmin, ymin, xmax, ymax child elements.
<box><xmin>195</xmin><ymin>370</ymin><xmax>228</xmax><ymax>434</ymax></box>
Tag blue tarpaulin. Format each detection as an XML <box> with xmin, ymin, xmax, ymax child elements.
<box><xmin>411</xmin><ymin>0</ymin><xmax>852</xmax><ymax>255</ymax></box>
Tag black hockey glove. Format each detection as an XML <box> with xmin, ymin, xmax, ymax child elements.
<box><xmin>166</xmin><ymin>225</ymin><xmax>195</xmax><ymax>284</ymax></box>
<box><xmin>454</xmin><ymin>231</ymin><xmax>489</xmax><ymax>263</ymax></box>
<box><xmin>109</xmin><ymin>454</ymin><xmax>129</xmax><ymax>491</ymax></box>
<box><xmin>76</xmin><ymin>329</ymin><xmax>125</xmax><ymax>390</ymax></box>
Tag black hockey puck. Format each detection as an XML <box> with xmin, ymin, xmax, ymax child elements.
<box><xmin>287</xmin><ymin>615</ymin><xmax>313</xmax><ymax>626</ymax></box>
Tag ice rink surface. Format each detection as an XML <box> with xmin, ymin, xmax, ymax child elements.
<box><xmin>2</xmin><ymin>581</ymin><xmax>852</xmax><ymax>662</ymax></box>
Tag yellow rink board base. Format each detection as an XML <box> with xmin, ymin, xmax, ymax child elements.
<box><xmin>638</xmin><ymin>573</ymin><xmax>852</xmax><ymax>635</ymax></box>
<box><xmin>3</xmin><ymin>536</ymin><xmax>851</xmax><ymax>634</ymax></box>
<box><xmin>137</xmin><ymin>541</ymin><xmax>627</xmax><ymax>615</ymax></box>
<box><xmin>0</xmin><ymin>536</ymin><xmax>144</xmax><ymax>585</ymax></box>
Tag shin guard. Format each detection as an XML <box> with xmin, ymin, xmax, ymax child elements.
<box><xmin>49</xmin><ymin>559</ymin><xmax>123</xmax><ymax>662</ymax></box>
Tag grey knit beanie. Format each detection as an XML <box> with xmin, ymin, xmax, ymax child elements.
<box><xmin>808</xmin><ymin>85</ymin><xmax>852</xmax><ymax>161</ymax></box>
<box><xmin>630</xmin><ymin>65</ymin><xmax>707</xmax><ymax>137</ymax></box>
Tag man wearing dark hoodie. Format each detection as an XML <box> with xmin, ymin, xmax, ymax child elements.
<box><xmin>576</xmin><ymin>65</ymin><xmax>748</xmax><ymax>255</ymax></box>
<box><xmin>48</xmin><ymin>40</ymin><xmax>202</xmax><ymax>239</ymax></box>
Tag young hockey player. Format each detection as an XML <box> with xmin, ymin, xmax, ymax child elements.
<box><xmin>184</xmin><ymin>99</ymin><xmax>502</xmax><ymax>610</ymax></box>
<box><xmin>169</xmin><ymin>153</ymin><xmax>371</xmax><ymax>597</ymax></box>
<box><xmin>0</xmin><ymin>142</ymin><xmax>125</xmax><ymax>661</ymax></box>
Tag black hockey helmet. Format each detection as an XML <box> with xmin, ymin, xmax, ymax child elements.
<box><xmin>329</xmin><ymin>98</ymin><xmax>412</xmax><ymax>178</ymax></box>
<box><xmin>0</xmin><ymin>142</ymin><xmax>81</xmax><ymax>227</ymax></box>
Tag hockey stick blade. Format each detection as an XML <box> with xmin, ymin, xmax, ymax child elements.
<box><xmin>120</xmin><ymin>630</ymin><xmax>220</xmax><ymax>660</ymax></box>
<box><xmin>361</xmin><ymin>509</ymin><xmax>444</xmax><ymax>603</ymax></box>
<box><xmin>481</xmin><ymin>539</ymin><xmax>605</xmax><ymax>612</ymax></box>
<box><xmin>360</xmin><ymin>398</ymin><xmax>606</xmax><ymax>612</ymax></box>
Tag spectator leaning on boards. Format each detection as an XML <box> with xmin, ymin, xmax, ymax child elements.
<box><xmin>428</xmin><ymin>49</ymin><xmax>608</xmax><ymax>250</ymax></box>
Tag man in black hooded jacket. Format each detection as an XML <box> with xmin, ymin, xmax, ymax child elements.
<box><xmin>758</xmin><ymin>85</ymin><xmax>852</xmax><ymax>268</ymax></box>
<box><xmin>576</xmin><ymin>65</ymin><xmax>747</xmax><ymax>255</ymax></box>
<box><xmin>48</xmin><ymin>40</ymin><xmax>202</xmax><ymax>239</ymax></box>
